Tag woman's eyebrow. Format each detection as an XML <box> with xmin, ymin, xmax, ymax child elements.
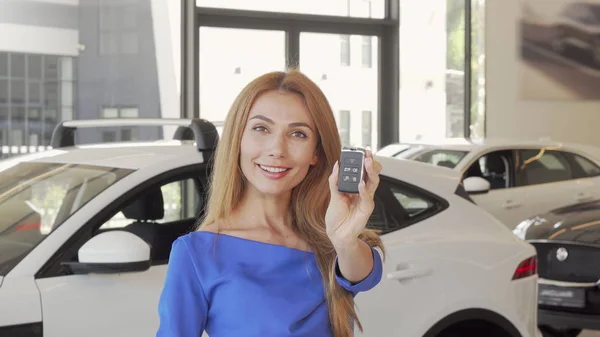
<box><xmin>249</xmin><ymin>115</ymin><xmax>313</xmax><ymax>131</ymax></box>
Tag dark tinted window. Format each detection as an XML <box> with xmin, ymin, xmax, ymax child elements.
<box><xmin>571</xmin><ymin>153</ymin><xmax>600</xmax><ymax>177</ymax></box>
<box><xmin>517</xmin><ymin>149</ymin><xmax>573</xmax><ymax>186</ymax></box>
<box><xmin>464</xmin><ymin>150</ymin><xmax>514</xmax><ymax>190</ymax></box>
<box><xmin>367</xmin><ymin>177</ymin><xmax>448</xmax><ymax>235</ymax></box>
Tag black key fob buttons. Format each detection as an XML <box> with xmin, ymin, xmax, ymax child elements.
<box><xmin>338</xmin><ymin>147</ymin><xmax>366</xmax><ymax>194</ymax></box>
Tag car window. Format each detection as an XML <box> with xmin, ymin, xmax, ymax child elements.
<box><xmin>391</xmin><ymin>186</ymin><xmax>434</xmax><ymax>218</ymax></box>
<box><xmin>406</xmin><ymin>149</ymin><xmax>469</xmax><ymax>169</ymax></box>
<box><xmin>366</xmin><ymin>195</ymin><xmax>399</xmax><ymax>235</ymax></box>
<box><xmin>464</xmin><ymin>150</ymin><xmax>513</xmax><ymax>190</ymax></box>
<box><xmin>367</xmin><ymin>178</ymin><xmax>447</xmax><ymax>235</ymax></box>
<box><xmin>96</xmin><ymin>176</ymin><xmax>204</xmax><ymax>264</ymax></box>
<box><xmin>517</xmin><ymin>149</ymin><xmax>573</xmax><ymax>186</ymax></box>
<box><xmin>376</xmin><ymin>144</ymin><xmax>413</xmax><ymax>157</ymax></box>
<box><xmin>0</xmin><ymin>162</ymin><xmax>134</xmax><ymax>276</ymax></box>
<box><xmin>100</xmin><ymin>178</ymin><xmax>201</xmax><ymax>230</ymax></box>
<box><xmin>37</xmin><ymin>165</ymin><xmax>211</xmax><ymax>278</ymax></box>
<box><xmin>571</xmin><ymin>154</ymin><xmax>600</xmax><ymax>177</ymax></box>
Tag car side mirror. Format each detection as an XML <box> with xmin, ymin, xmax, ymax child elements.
<box><xmin>463</xmin><ymin>176</ymin><xmax>491</xmax><ymax>195</ymax></box>
<box><xmin>61</xmin><ymin>231</ymin><xmax>151</xmax><ymax>275</ymax></box>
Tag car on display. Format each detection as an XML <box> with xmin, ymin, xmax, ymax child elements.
<box><xmin>514</xmin><ymin>199</ymin><xmax>600</xmax><ymax>337</ymax></box>
<box><xmin>377</xmin><ymin>138</ymin><xmax>600</xmax><ymax>230</ymax></box>
<box><xmin>0</xmin><ymin>118</ymin><xmax>540</xmax><ymax>337</ymax></box>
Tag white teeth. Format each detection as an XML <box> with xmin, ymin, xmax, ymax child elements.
<box><xmin>260</xmin><ymin>165</ymin><xmax>288</xmax><ymax>173</ymax></box>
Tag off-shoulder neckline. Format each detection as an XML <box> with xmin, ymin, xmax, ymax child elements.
<box><xmin>194</xmin><ymin>230</ymin><xmax>315</xmax><ymax>254</ymax></box>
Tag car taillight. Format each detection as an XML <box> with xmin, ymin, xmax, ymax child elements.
<box><xmin>512</xmin><ymin>255</ymin><xmax>537</xmax><ymax>280</ymax></box>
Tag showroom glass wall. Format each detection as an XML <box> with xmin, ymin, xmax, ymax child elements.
<box><xmin>0</xmin><ymin>0</ymin><xmax>182</xmax><ymax>159</ymax></box>
<box><xmin>0</xmin><ymin>0</ymin><xmax>485</xmax><ymax>157</ymax></box>
<box><xmin>398</xmin><ymin>0</ymin><xmax>485</xmax><ymax>142</ymax></box>
<box><xmin>192</xmin><ymin>0</ymin><xmax>486</xmax><ymax>149</ymax></box>
<box><xmin>194</xmin><ymin>0</ymin><xmax>392</xmax><ymax>151</ymax></box>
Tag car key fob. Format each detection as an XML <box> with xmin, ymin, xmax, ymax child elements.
<box><xmin>338</xmin><ymin>147</ymin><xmax>366</xmax><ymax>194</ymax></box>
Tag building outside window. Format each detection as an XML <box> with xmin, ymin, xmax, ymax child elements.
<box><xmin>361</xmin><ymin>36</ymin><xmax>372</xmax><ymax>68</ymax></box>
<box><xmin>339</xmin><ymin>110</ymin><xmax>351</xmax><ymax>147</ymax></box>
<box><xmin>99</xmin><ymin>0</ymin><xmax>139</xmax><ymax>55</ymax></box>
<box><xmin>362</xmin><ymin>110</ymin><xmax>372</xmax><ymax>147</ymax></box>
<box><xmin>340</xmin><ymin>35</ymin><xmax>351</xmax><ymax>66</ymax></box>
<box><xmin>0</xmin><ymin>0</ymin><xmax>181</xmax><ymax>159</ymax></box>
<box><xmin>100</xmin><ymin>106</ymin><xmax>140</xmax><ymax>142</ymax></box>
<box><xmin>0</xmin><ymin>52</ymin><xmax>75</xmax><ymax>159</ymax></box>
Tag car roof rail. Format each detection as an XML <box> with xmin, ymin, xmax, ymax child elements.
<box><xmin>50</xmin><ymin>118</ymin><xmax>219</xmax><ymax>152</ymax></box>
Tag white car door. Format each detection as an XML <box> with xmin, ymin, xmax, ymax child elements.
<box><xmin>510</xmin><ymin>149</ymin><xmax>596</xmax><ymax>223</ymax></box>
<box><xmin>463</xmin><ymin>149</ymin><xmax>540</xmax><ymax>228</ymax></box>
<box><xmin>34</xmin><ymin>176</ymin><xmax>204</xmax><ymax>337</ymax></box>
<box><xmin>467</xmin><ymin>149</ymin><xmax>599</xmax><ymax>229</ymax></box>
<box><xmin>563</xmin><ymin>151</ymin><xmax>600</xmax><ymax>203</ymax></box>
<box><xmin>36</xmin><ymin>265</ymin><xmax>167</xmax><ymax>337</ymax></box>
<box><xmin>354</xmin><ymin>178</ymin><xmax>452</xmax><ymax>337</ymax></box>
<box><xmin>470</xmin><ymin>187</ymin><xmax>532</xmax><ymax>229</ymax></box>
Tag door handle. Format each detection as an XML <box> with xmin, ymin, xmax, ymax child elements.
<box><xmin>387</xmin><ymin>265</ymin><xmax>432</xmax><ymax>281</ymax></box>
<box><xmin>502</xmin><ymin>200</ymin><xmax>522</xmax><ymax>209</ymax></box>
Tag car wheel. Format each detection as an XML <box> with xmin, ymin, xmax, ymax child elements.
<box><xmin>539</xmin><ymin>325</ymin><xmax>581</xmax><ymax>337</ymax></box>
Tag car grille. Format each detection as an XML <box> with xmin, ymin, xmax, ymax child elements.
<box><xmin>530</xmin><ymin>242</ymin><xmax>600</xmax><ymax>283</ymax></box>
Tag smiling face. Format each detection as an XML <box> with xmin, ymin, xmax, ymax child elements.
<box><xmin>239</xmin><ymin>90</ymin><xmax>319</xmax><ymax>197</ymax></box>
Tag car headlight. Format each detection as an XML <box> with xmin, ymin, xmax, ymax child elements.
<box><xmin>513</xmin><ymin>219</ymin><xmax>533</xmax><ymax>240</ymax></box>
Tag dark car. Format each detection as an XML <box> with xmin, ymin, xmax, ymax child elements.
<box><xmin>551</xmin><ymin>2</ymin><xmax>600</xmax><ymax>67</ymax></box>
<box><xmin>514</xmin><ymin>199</ymin><xmax>600</xmax><ymax>337</ymax></box>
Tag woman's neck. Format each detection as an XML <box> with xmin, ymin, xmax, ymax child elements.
<box><xmin>231</xmin><ymin>188</ymin><xmax>293</xmax><ymax>234</ymax></box>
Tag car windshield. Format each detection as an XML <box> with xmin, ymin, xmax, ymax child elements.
<box><xmin>398</xmin><ymin>148</ymin><xmax>469</xmax><ymax>169</ymax></box>
<box><xmin>0</xmin><ymin>161</ymin><xmax>134</xmax><ymax>276</ymax></box>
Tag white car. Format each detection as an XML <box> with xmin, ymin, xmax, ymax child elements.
<box><xmin>0</xmin><ymin>119</ymin><xmax>540</xmax><ymax>337</ymax></box>
<box><xmin>377</xmin><ymin>138</ymin><xmax>600</xmax><ymax>229</ymax></box>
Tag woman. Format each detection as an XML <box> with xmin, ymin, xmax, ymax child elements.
<box><xmin>156</xmin><ymin>69</ymin><xmax>385</xmax><ymax>337</ymax></box>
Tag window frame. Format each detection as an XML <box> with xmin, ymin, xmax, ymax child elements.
<box><xmin>515</xmin><ymin>149</ymin><xmax>575</xmax><ymax>187</ymax></box>
<box><xmin>563</xmin><ymin>151</ymin><xmax>600</xmax><ymax>179</ymax></box>
<box><xmin>460</xmin><ymin>149</ymin><xmax>516</xmax><ymax>189</ymax></box>
<box><xmin>189</xmin><ymin>1</ymin><xmax>401</xmax><ymax>147</ymax></box>
<box><xmin>35</xmin><ymin>163</ymin><xmax>210</xmax><ymax>279</ymax></box>
<box><xmin>368</xmin><ymin>176</ymin><xmax>449</xmax><ymax>235</ymax></box>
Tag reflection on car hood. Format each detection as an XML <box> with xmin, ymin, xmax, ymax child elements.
<box><xmin>522</xmin><ymin>199</ymin><xmax>600</xmax><ymax>243</ymax></box>
<box><xmin>0</xmin><ymin>276</ymin><xmax>3</xmax><ymax>288</ymax></box>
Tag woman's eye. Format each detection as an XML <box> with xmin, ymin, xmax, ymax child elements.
<box><xmin>292</xmin><ymin>131</ymin><xmax>307</xmax><ymax>138</ymax></box>
<box><xmin>252</xmin><ymin>125</ymin><xmax>268</xmax><ymax>132</ymax></box>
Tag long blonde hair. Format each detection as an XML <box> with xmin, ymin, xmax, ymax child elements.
<box><xmin>197</xmin><ymin>68</ymin><xmax>384</xmax><ymax>337</ymax></box>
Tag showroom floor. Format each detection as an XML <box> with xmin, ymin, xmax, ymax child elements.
<box><xmin>581</xmin><ymin>330</ymin><xmax>599</xmax><ymax>336</ymax></box>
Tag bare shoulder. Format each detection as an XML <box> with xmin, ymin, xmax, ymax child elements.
<box><xmin>195</xmin><ymin>221</ymin><xmax>221</xmax><ymax>234</ymax></box>
<box><xmin>196</xmin><ymin>220</ymin><xmax>254</xmax><ymax>239</ymax></box>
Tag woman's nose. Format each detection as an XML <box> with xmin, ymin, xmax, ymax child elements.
<box><xmin>267</xmin><ymin>133</ymin><xmax>287</xmax><ymax>158</ymax></box>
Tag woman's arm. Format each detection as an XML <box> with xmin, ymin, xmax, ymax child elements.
<box><xmin>326</xmin><ymin>152</ymin><xmax>384</xmax><ymax>293</ymax></box>
<box><xmin>156</xmin><ymin>238</ymin><xmax>208</xmax><ymax>337</ymax></box>
<box><xmin>333</xmin><ymin>239</ymin><xmax>383</xmax><ymax>294</ymax></box>
<box><xmin>334</xmin><ymin>239</ymin><xmax>375</xmax><ymax>283</ymax></box>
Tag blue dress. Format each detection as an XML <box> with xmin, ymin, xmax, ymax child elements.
<box><xmin>155</xmin><ymin>231</ymin><xmax>383</xmax><ymax>337</ymax></box>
